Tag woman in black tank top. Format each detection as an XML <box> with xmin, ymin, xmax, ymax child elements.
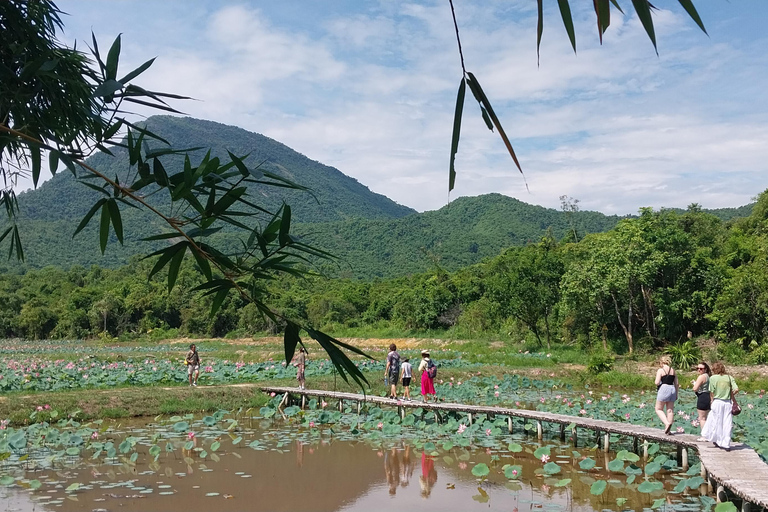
<box><xmin>655</xmin><ymin>355</ymin><xmax>679</xmax><ymax>434</ymax></box>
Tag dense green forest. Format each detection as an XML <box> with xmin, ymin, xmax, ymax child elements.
<box><xmin>2</xmin><ymin>190</ymin><xmax>767</xmax><ymax>363</ymax></box>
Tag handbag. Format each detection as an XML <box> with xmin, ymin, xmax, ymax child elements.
<box><xmin>729</xmin><ymin>377</ymin><xmax>742</xmax><ymax>416</ymax></box>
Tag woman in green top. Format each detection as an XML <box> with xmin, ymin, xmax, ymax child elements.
<box><xmin>691</xmin><ymin>361</ymin><xmax>711</xmax><ymax>436</ymax></box>
<box><xmin>700</xmin><ymin>361</ymin><xmax>738</xmax><ymax>451</ymax></box>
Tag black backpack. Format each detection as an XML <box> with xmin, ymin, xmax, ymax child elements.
<box><xmin>427</xmin><ymin>358</ymin><xmax>437</xmax><ymax>379</ymax></box>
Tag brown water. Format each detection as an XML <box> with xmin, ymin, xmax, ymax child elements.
<box><xmin>1</xmin><ymin>418</ymin><xmax>706</xmax><ymax>512</ymax></box>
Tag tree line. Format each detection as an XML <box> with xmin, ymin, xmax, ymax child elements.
<box><xmin>2</xmin><ymin>191</ymin><xmax>768</xmax><ymax>358</ymax></box>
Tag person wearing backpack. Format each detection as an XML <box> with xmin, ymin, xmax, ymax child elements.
<box><xmin>385</xmin><ymin>343</ymin><xmax>401</xmax><ymax>399</ymax></box>
<box><xmin>418</xmin><ymin>350</ymin><xmax>436</xmax><ymax>402</ymax></box>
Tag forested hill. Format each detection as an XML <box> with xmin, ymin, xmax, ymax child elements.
<box><xmin>296</xmin><ymin>193</ymin><xmax>625</xmax><ymax>278</ymax></box>
<box><xmin>16</xmin><ymin>116</ymin><xmax>415</xmax><ymax>224</ymax></box>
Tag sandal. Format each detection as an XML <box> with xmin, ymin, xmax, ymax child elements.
<box><xmin>664</xmin><ymin>423</ymin><xmax>672</xmax><ymax>435</ymax></box>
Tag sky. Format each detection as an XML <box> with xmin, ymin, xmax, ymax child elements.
<box><xmin>28</xmin><ymin>1</ymin><xmax>768</xmax><ymax>215</ymax></box>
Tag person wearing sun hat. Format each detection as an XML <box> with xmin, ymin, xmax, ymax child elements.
<box><xmin>418</xmin><ymin>350</ymin><xmax>436</xmax><ymax>402</ymax></box>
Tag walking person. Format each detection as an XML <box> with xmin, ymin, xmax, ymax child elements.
<box><xmin>186</xmin><ymin>343</ymin><xmax>201</xmax><ymax>387</ymax></box>
<box><xmin>400</xmin><ymin>357</ymin><xmax>413</xmax><ymax>400</ymax></box>
<box><xmin>418</xmin><ymin>350</ymin><xmax>436</xmax><ymax>402</ymax></box>
<box><xmin>692</xmin><ymin>361</ymin><xmax>711</xmax><ymax>436</ymax></box>
<box><xmin>294</xmin><ymin>347</ymin><xmax>307</xmax><ymax>390</ymax></box>
<box><xmin>701</xmin><ymin>362</ymin><xmax>739</xmax><ymax>451</ymax></box>
<box><xmin>655</xmin><ymin>355</ymin><xmax>678</xmax><ymax>434</ymax></box>
<box><xmin>385</xmin><ymin>344</ymin><xmax>401</xmax><ymax>399</ymax></box>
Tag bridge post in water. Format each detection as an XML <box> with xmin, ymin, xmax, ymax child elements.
<box><xmin>507</xmin><ymin>417</ymin><xmax>513</xmax><ymax>434</ymax></box>
<box><xmin>572</xmin><ymin>426</ymin><xmax>578</xmax><ymax>447</ymax></box>
<box><xmin>633</xmin><ymin>437</ymin><xmax>639</xmax><ymax>454</ymax></box>
<box><xmin>643</xmin><ymin>439</ymin><xmax>649</xmax><ymax>460</ymax></box>
<box><xmin>467</xmin><ymin>413</ymin><xmax>473</xmax><ymax>425</ymax></box>
<box><xmin>603</xmin><ymin>433</ymin><xmax>610</xmax><ymax>451</ymax></box>
<box><xmin>559</xmin><ymin>423</ymin><xmax>566</xmax><ymax>441</ymax></box>
<box><xmin>537</xmin><ymin>421</ymin><xmax>543</xmax><ymax>441</ymax></box>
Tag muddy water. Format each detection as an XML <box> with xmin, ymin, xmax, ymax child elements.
<box><xmin>1</xmin><ymin>417</ymin><xmax>707</xmax><ymax>512</ymax></box>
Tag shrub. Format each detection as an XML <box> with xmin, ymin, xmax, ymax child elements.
<box><xmin>587</xmin><ymin>352</ymin><xmax>614</xmax><ymax>374</ymax></box>
<box><xmin>748</xmin><ymin>344</ymin><xmax>768</xmax><ymax>365</ymax></box>
<box><xmin>665</xmin><ymin>341</ymin><xmax>701</xmax><ymax>369</ymax></box>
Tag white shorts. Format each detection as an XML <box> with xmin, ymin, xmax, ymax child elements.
<box><xmin>187</xmin><ymin>364</ymin><xmax>200</xmax><ymax>375</ymax></box>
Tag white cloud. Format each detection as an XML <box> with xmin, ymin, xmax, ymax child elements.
<box><xmin>17</xmin><ymin>1</ymin><xmax>768</xmax><ymax>216</ymax></box>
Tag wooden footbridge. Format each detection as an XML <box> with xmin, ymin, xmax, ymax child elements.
<box><xmin>262</xmin><ymin>386</ymin><xmax>768</xmax><ymax>511</ymax></box>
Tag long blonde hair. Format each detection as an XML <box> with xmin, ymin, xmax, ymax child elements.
<box><xmin>660</xmin><ymin>355</ymin><xmax>672</xmax><ymax>367</ymax></box>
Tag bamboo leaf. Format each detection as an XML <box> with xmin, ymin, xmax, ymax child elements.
<box><xmin>118</xmin><ymin>57</ymin><xmax>156</xmax><ymax>84</ymax></box>
<box><xmin>73</xmin><ymin>199</ymin><xmax>107</xmax><ymax>238</ymax></box>
<box><xmin>191</xmin><ymin>248</ymin><xmax>213</xmax><ymax>282</ymax></box>
<box><xmin>166</xmin><ymin>245</ymin><xmax>186</xmax><ymax>292</ymax></box>
<box><xmin>594</xmin><ymin>0</ymin><xmax>611</xmax><ymax>43</ymax></box>
<box><xmin>284</xmin><ymin>321</ymin><xmax>301</xmax><ymax>367</ymax></box>
<box><xmin>105</xmin><ymin>34</ymin><xmax>122</xmax><ymax>80</ymax></box>
<box><xmin>31</xmin><ymin>145</ymin><xmax>41</xmax><ymax>188</ymax></box>
<box><xmin>49</xmin><ymin>150</ymin><xmax>60</xmax><ymax>175</ymax></box>
<box><xmin>210</xmin><ymin>288</ymin><xmax>230</xmax><ymax>317</ymax></box>
<box><xmin>278</xmin><ymin>204</ymin><xmax>292</xmax><ymax>247</ymax></box>
<box><xmin>449</xmin><ymin>78</ymin><xmax>466</xmax><ymax>193</ymax></box>
<box><xmin>631</xmin><ymin>0</ymin><xmax>657</xmax><ymax>54</ymax></box>
<box><xmin>466</xmin><ymin>73</ymin><xmax>523</xmax><ymax>174</ymax></box>
<box><xmin>99</xmin><ymin>203</ymin><xmax>111</xmax><ymax>254</ymax></box>
<box><xmin>106</xmin><ymin>199</ymin><xmax>123</xmax><ymax>244</ymax></box>
<box><xmin>557</xmin><ymin>0</ymin><xmax>577</xmax><ymax>54</ymax></box>
<box><xmin>146</xmin><ymin>242</ymin><xmax>187</xmax><ymax>280</ymax></box>
<box><xmin>677</xmin><ymin>0</ymin><xmax>707</xmax><ymax>35</ymax></box>
<box><xmin>93</xmin><ymin>79</ymin><xmax>123</xmax><ymax>98</ymax></box>
<box><xmin>537</xmin><ymin>0</ymin><xmax>544</xmax><ymax>64</ymax></box>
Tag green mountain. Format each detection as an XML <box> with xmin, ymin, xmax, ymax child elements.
<box><xmin>4</xmin><ymin>116</ymin><xmax>414</xmax><ymax>269</ymax></box>
<box><xmin>1</xmin><ymin>116</ymin><xmax>756</xmax><ymax>278</ymax></box>
<box><xmin>296</xmin><ymin>193</ymin><xmax>624</xmax><ymax>278</ymax></box>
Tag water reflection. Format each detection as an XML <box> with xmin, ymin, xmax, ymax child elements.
<box><xmin>419</xmin><ymin>452</ymin><xmax>438</xmax><ymax>498</ymax></box>
<box><xmin>1</xmin><ymin>416</ymin><xmax>708</xmax><ymax>512</ymax></box>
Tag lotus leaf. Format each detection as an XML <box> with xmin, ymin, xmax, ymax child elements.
<box><xmin>590</xmin><ymin>480</ymin><xmax>607</xmax><ymax>495</ymax></box>
<box><xmin>471</xmin><ymin>463</ymin><xmax>490</xmax><ymax>478</ymax></box>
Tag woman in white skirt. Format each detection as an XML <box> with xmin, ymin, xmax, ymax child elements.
<box><xmin>655</xmin><ymin>356</ymin><xmax>679</xmax><ymax>434</ymax></box>
<box><xmin>700</xmin><ymin>361</ymin><xmax>738</xmax><ymax>451</ymax></box>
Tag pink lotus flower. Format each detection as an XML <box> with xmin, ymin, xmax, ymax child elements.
<box><xmin>377</xmin><ymin>422</ymin><xmax>383</xmax><ymax>429</ymax></box>
<box><xmin>485</xmin><ymin>429</ymin><xmax>492</xmax><ymax>436</ymax></box>
<box><xmin>270</xmin><ymin>392</ymin><xmax>276</xmax><ymax>397</ymax></box>
<box><xmin>511</xmin><ymin>469</ymin><xmax>518</xmax><ymax>476</ymax></box>
<box><xmin>494</xmin><ymin>391</ymin><xmax>499</xmax><ymax>397</ymax></box>
<box><xmin>748</xmin><ymin>404</ymin><xmax>754</xmax><ymax>409</ymax></box>
<box><xmin>91</xmin><ymin>431</ymin><xmax>99</xmax><ymax>439</ymax></box>
<box><xmin>494</xmin><ymin>385</ymin><xmax>499</xmax><ymax>389</ymax></box>
<box><xmin>457</xmin><ymin>424</ymin><xmax>467</xmax><ymax>434</ymax></box>
<box><xmin>187</xmin><ymin>432</ymin><xmax>195</xmax><ymax>439</ymax></box>
<box><xmin>458</xmin><ymin>462</ymin><xmax>467</xmax><ymax>470</ymax></box>
<box><xmin>44</xmin><ymin>404</ymin><xmax>50</xmax><ymax>410</ymax></box>
<box><xmin>309</xmin><ymin>421</ymin><xmax>315</xmax><ymax>428</ymax></box>
<box><xmin>579</xmin><ymin>409</ymin><xmax>587</xmax><ymax>415</ymax></box>
<box><xmin>541</xmin><ymin>454</ymin><xmax>550</xmax><ymax>463</ymax></box>
<box><xmin>625</xmin><ymin>413</ymin><xmax>630</xmax><ymax>420</ymax></box>
<box><xmin>677</xmin><ymin>427</ymin><xmax>685</xmax><ymax>433</ymax></box>
<box><xmin>321</xmin><ymin>401</ymin><xmax>328</xmax><ymax>408</ymax></box>
<box><xmin>36</xmin><ymin>406</ymin><xmax>43</xmax><ymax>411</ymax></box>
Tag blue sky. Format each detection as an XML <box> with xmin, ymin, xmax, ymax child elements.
<box><xmin>38</xmin><ymin>1</ymin><xmax>768</xmax><ymax>214</ymax></box>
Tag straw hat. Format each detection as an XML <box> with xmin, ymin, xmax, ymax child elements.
<box><xmin>421</xmin><ymin>350</ymin><xmax>429</xmax><ymax>357</ymax></box>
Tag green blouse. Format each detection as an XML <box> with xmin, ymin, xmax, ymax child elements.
<box><xmin>709</xmin><ymin>374</ymin><xmax>738</xmax><ymax>401</ymax></box>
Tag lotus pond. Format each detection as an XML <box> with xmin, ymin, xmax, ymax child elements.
<box><xmin>0</xmin><ymin>391</ymin><xmax>743</xmax><ymax>512</ymax></box>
